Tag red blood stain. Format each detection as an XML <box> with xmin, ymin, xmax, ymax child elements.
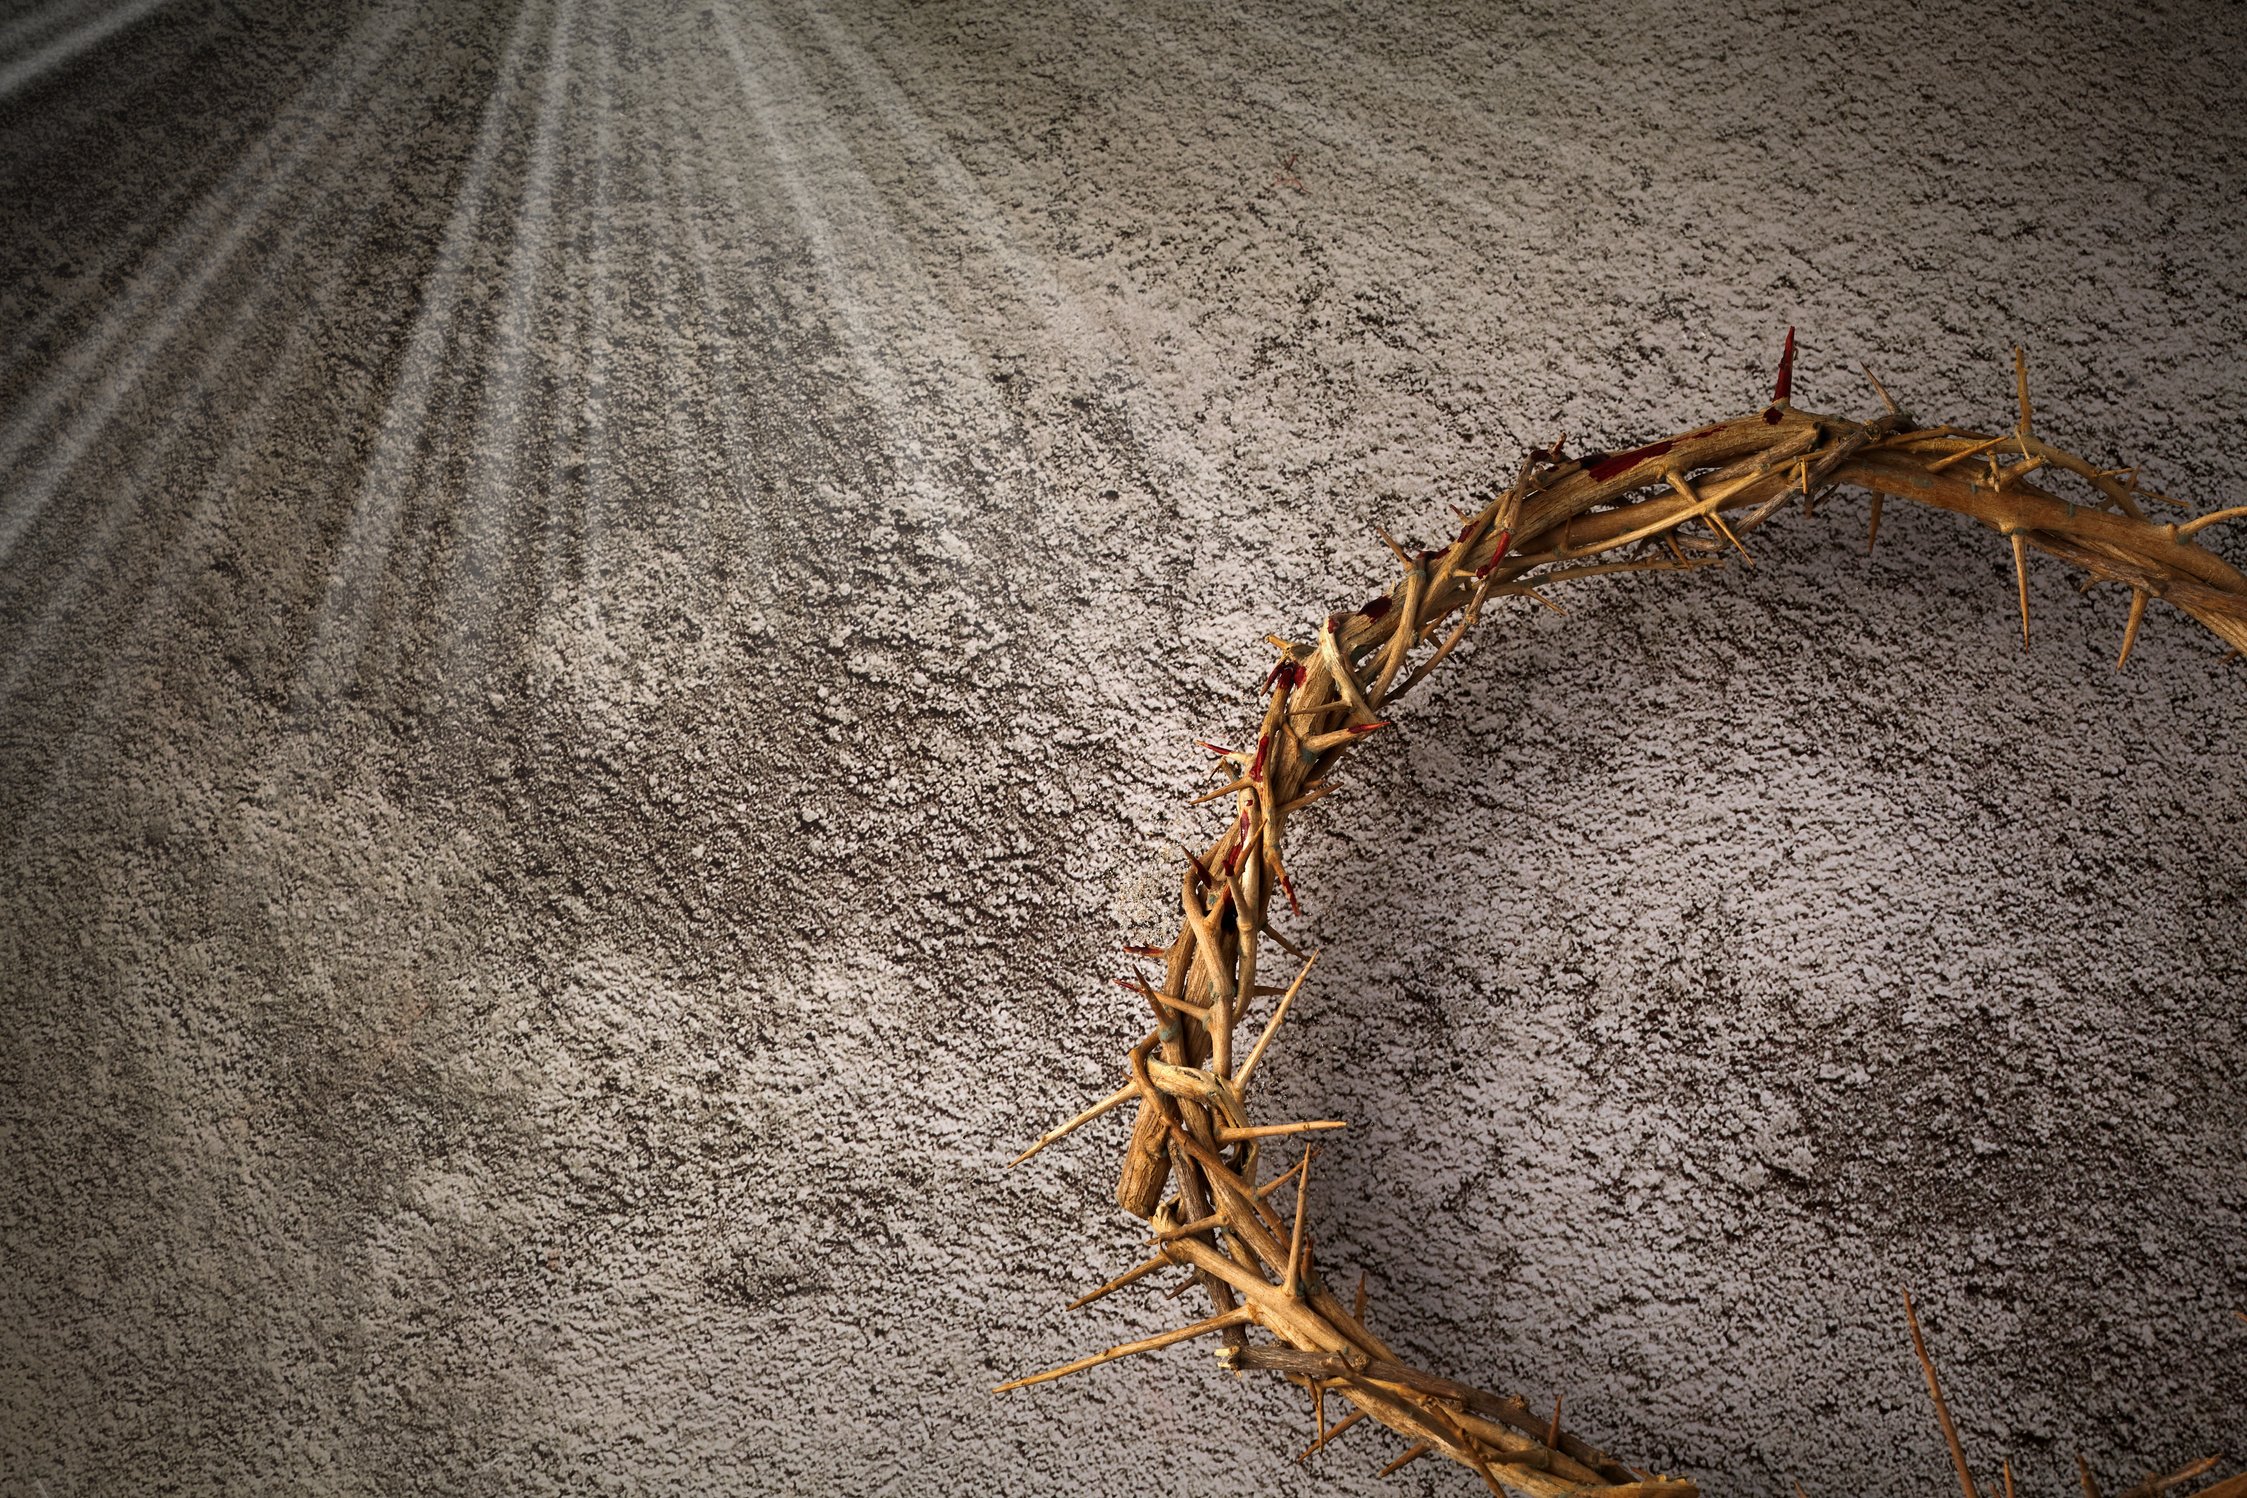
<box><xmin>1589</xmin><ymin>440</ymin><xmax>1677</xmax><ymax>482</ymax></box>
<box><xmin>1474</xmin><ymin>527</ymin><xmax>1514</xmax><ymax>578</ymax></box>
<box><xmin>1248</xmin><ymin>733</ymin><xmax>1270</xmax><ymax>781</ymax></box>
<box><xmin>1772</xmin><ymin>325</ymin><xmax>1797</xmax><ymax>405</ymax></box>
<box><xmin>1361</xmin><ymin>595</ymin><xmax>1393</xmax><ymax>621</ymax></box>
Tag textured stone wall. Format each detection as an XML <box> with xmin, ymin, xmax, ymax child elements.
<box><xmin>1</xmin><ymin>1</ymin><xmax>2241</xmax><ymax>1494</ymax></box>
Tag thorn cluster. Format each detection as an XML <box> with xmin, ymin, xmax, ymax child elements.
<box><xmin>1002</xmin><ymin>340</ymin><xmax>2247</xmax><ymax>1493</ymax></box>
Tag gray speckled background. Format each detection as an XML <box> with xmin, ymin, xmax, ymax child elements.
<box><xmin>1</xmin><ymin>1</ymin><xmax>2242</xmax><ymax>1494</ymax></box>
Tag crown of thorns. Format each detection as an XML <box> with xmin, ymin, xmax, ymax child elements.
<box><xmin>998</xmin><ymin>333</ymin><xmax>2247</xmax><ymax>1498</ymax></box>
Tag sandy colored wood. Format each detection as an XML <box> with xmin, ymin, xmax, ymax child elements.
<box><xmin>1001</xmin><ymin>343</ymin><xmax>2247</xmax><ymax>1494</ymax></box>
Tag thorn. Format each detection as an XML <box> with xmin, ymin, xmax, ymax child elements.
<box><xmin>1929</xmin><ymin>433</ymin><xmax>2010</xmax><ymax>472</ymax></box>
<box><xmin>1354</xmin><ymin>1270</ymin><xmax>1368</xmax><ymax>1321</ymax></box>
<box><xmin>1796</xmin><ymin>1483</ymin><xmax>1814</xmax><ymax>1498</ymax></box>
<box><xmin>1117</xmin><ymin>976</ymin><xmax>1211</xmax><ymax>1020</ymax></box>
<box><xmin>2132</xmin><ymin>1456</ymin><xmax>2221</xmax><ymax>1498</ymax></box>
<box><xmin>1903</xmin><ymin>1287</ymin><xmax>1981</xmax><ymax>1498</ymax></box>
<box><xmin>2011</xmin><ymin>531</ymin><xmax>2032</xmax><ymax>649</ymax></box>
<box><xmin>1010</xmin><ymin>1079</ymin><xmax>1140</xmax><ymax>1167</ymax></box>
<box><xmin>1257</xmin><ymin>1149</ymin><xmax>1312</xmax><ymax>1199</ymax></box>
<box><xmin>1066</xmin><ymin>1252</ymin><xmax>1171</xmax><ymax>1311</ymax></box>
<box><xmin>1190</xmin><ymin>776</ymin><xmax>1254</xmax><ymax>806</ymax></box>
<box><xmin>2002</xmin><ymin>1459</ymin><xmax>2017</xmax><ymax>1498</ymax></box>
<box><xmin>1773</xmin><ymin>325</ymin><xmax>1797</xmax><ymax>405</ymax></box>
<box><xmin>2076</xmin><ymin>1452</ymin><xmax>2102</xmax><ymax>1498</ymax></box>
<box><xmin>1546</xmin><ymin>1394</ymin><xmax>1563</xmax><ymax>1449</ymax></box>
<box><xmin>1149</xmin><ymin>1209</ymin><xmax>1223</xmax><ymax>1244</ymax></box>
<box><xmin>2176</xmin><ymin>503</ymin><xmax>2247</xmax><ymax>539</ymax></box>
<box><xmin>1867</xmin><ymin>493</ymin><xmax>1885</xmax><ymax>554</ymax></box>
<box><xmin>1304</xmin><ymin>719</ymin><xmax>1393</xmax><ymax>754</ymax></box>
<box><xmin>1214</xmin><ymin>1119</ymin><xmax>1348</xmax><ymax>1143</ymax></box>
<box><xmin>2013</xmin><ymin>345</ymin><xmax>2033</xmax><ymax>437</ymax></box>
<box><xmin>1706</xmin><ymin>507</ymin><xmax>1755</xmax><ymax>565</ymax></box>
<box><xmin>1377</xmin><ymin>1443</ymin><xmax>1433</xmax><ymax>1478</ymax></box>
<box><xmin>1298</xmin><ymin>1409</ymin><xmax>1366</xmax><ymax>1464</ymax></box>
<box><xmin>2118</xmin><ymin>588</ymin><xmax>2148</xmax><ymax>669</ymax></box>
<box><xmin>991</xmin><ymin>1306</ymin><xmax>1252</xmax><ymax>1391</ymax></box>
<box><xmin>1283</xmin><ymin>1146</ymin><xmax>1315</xmax><ymax>1296</ymax></box>
<box><xmin>1237</xmin><ymin>950</ymin><xmax>1318</xmax><ymax>1093</ymax></box>
<box><xmin>1374</xmin><ymin>522</ymin><xmax>1411</xmax><ymax>566</ymax></box>
<box><xmin>1863</xmin><ymin>363</ymin><xmax>1900</xmax><ymax>416</ymax></box>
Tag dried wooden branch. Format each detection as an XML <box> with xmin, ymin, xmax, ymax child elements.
<box><xmin>1001</xmin><ymin>336</ymin><xmax>2246</xmax><ymax>1493</ymax></box>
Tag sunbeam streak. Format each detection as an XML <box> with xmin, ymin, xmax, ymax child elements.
<box><xmin>0</xmin><ymin>0</ymin><xmax>173</xmax><ymax>102</ymax></box>
<box><xmin>0</xmin><ymin>0</ymin><xmax>415</xmax><ymax>563</ymax></box>
<box><xmin>432</xmin><ymin>0</ymin><xmax>580</xmax><ymax>685</ymax></box>
<box><xmin>296</xmin><ymin>0</ymin><xmax>551</xmax><ymax>707</ymax></box>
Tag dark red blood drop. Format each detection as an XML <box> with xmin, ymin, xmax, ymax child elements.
<box><xmin>1361</xmin><ymin>595</ymin><xmax>1393</xmax><ymax>621</ymax></box>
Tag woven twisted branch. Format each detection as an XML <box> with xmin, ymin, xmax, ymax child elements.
<box><xmin>999</xmin><ymin>337</ymin><xmax>2247</xmax><ymax>1496</ymax></box>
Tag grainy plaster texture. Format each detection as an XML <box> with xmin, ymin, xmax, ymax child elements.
<box><xmin>1</xmin><ymin>1</ymin><xmax>2242</xmax><ymax>1495</ymax></box>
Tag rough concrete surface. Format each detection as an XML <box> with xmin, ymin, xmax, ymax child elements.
<box><xmin>2</xmin><ymin>1</ymin><xmax>2243</xmax><ymax>1494</ymax></box>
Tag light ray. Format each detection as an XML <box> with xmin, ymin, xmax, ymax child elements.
<box><xmin>431</xmin><ymin>0</ymin><xmax>582</xmax><ymax>685</ymax></box>
<box><xmin>775</xmin><ymin>0</ymin><xmax>1228</xmax><ymax>495</ymax></box>
<box><xmin>0</xmin><ymin>1</ymin><xmax>416</xmax><ymax>562</ymax></box>
<box><xmin>0</xmin><ymin>0</ymin><xmax>172</xmax><ymax>102</ymax></box>
<box><xmin>0</xmin><ymin>6</ymin><xmax>427</xmax><ymax>700</ymax></box>
<box><xmin>294</xmin><ymin>0</ymin><xmax>553</xmax><ymax>709</ymax></box>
